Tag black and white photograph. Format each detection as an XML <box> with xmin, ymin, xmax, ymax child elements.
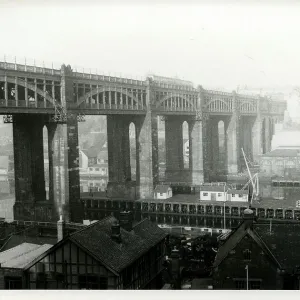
<box><xmin>0</xmin><ymin>0</ymin><xmax>299</xmax><ymax>294</ymax></box>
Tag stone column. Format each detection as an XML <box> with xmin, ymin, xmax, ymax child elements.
<box><xmin>46</xmin><ymin>65</ymin><xmax>82</xmax><ymax>222</ymax></box>
<box><xmin>165</xmin><ymin>116</ymin><xmax>184</xmax><ymax>181</ymax></box>
<box><xmin>135</xmin><ymin>78</ymin><xmax>159</xmax><ymax>199</ymax></box>
<box><xmin>13</xmin><ymin>115</ymin><xmax>47</xmax><ymax>220</ymax></box>
<box><xmin>106</xmin><ymin>115</ymin><xmax>135</xmax><ymax>199</ymax></box>
<box><xmin>13</xmin><ymin>116</ymin><xmax>34</xmax><ymax>205</ymax></box>
<box><xmin>226</xmin><ymin>91</ymin><xmax>240</xmax><ymax>174</ymax></box>
<box><xmin>265</xmin><ymin>117</ymin><xmax>271</xmax><ymax>153</ymax></box>
<box><xmin>252</xmin><ymin>115</ymin><xmax>262</xmax><ymax>164</ymax></box>
<box><xmin>211</xmin><ymin>119</ymin><xmax>219</xmax><ymax>177</ymax></box>
<box><xmin>189</xmin><ymin>117</ymin><xmax>204</xmax><ymax>185</ymax></box>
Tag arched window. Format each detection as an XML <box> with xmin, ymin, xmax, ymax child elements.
<box><xmin>243</xmin><ymin>249</ymin><xmax>251</xmax><ymax>261</ymax></box>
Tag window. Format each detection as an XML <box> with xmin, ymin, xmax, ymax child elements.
<box><xmin>217</xmin><ymin>193</ymin><xmax>222</xmax><ymax>197</ymax></box>
<box><xmin>232</xmin><ymin>194</ymin><xmax>235</xmax><ymax>197</ymax></box>
<box><xmin>250</xmin><ymin>281</ymin><xmax>261</xmax><ymax>290</ymax></box>
<box><xmin>203</xmin><ymin>192</ymin><xmax>208</xmax><ymax>196</ymax></box>
<box><xmin>5</xmin><ymin>277</ymin><xmax>22</xmax><ymax>289</ymax></box>
<box><xmin>89</xmin><ymin>168</ymin><xmax>93</xmax><ymax>171</ymax></box>
<box><xmin>243</xmin><ymin>249</ymin><xmax>251</xmax><ymax>261</ymax></box>
<box><xmin>78</xmin><ymin>275</ymin><xmax>108</xmax><ymax>290</ymax></box>
<box><xmin>160</xmin><ymin>193</ymin><xmax>164</xmax><ymax>196</ymax></box>
<box><xmin>95</xmin><ymin>168</ymin><xmax>100</xmax><ymax>171</ymax></box>
<box><xmin>235</xmin><ymin>280</ymin><xmax>245</xmax><ymax>290</ymax></box>
<box><xmin>239</xmin><ymin>194</ymin><xmax>243</xmax><ymax>198</ymax></box>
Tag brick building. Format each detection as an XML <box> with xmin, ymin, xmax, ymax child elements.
<box><xmin>213</xmin><ymin>209</ymin><xmax>300</xmax><ymax>289</ymax></box>
<box><xmin>259</xmin><ymin>147</ymin><xmax>300</xmax><ymax>177</ymax></box>
<box><xmin>0</xmin><ymin>213</ymin><xmax>168</xmax><ymax>289</ymax></box>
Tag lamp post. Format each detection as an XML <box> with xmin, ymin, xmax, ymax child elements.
<box><xmin>224</xmin><ymin>184</ymin><xmax>227</xmax><ymax>230</ymax></box>
<box><xmin>245</xmin><ymin>265</ymin><xmax>249</xmax><ymax>290</ymax></box>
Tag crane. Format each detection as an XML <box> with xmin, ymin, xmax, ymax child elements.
<box><xmin>241</xmin><ymin>148</ymin><xmax>260</xmax><ymax>204</ymax></box>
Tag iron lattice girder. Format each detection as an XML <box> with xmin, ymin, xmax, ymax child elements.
<box><xmin>51</xmin><ymin>103</ymin><xmax>85</xmax><ymax>124</ymax></box>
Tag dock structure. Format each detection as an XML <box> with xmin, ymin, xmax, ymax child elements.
<box><xmin>80</xmin><ymin>193</ymin><xmax>300</xmax><ymax>227</ymax></box>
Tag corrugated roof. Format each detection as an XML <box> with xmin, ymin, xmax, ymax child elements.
<box><xmin>70</xmin><ymin>216</ymin><xmax>168</xmax><ymax>273</ymax></box>
<box><xmin>227</xmin><ymin>189</ymin><xmax>248</xmax><ymax>195</ymax></box>
<box><xmin>0</xmin><ymin>235</ymin><xmax>56</xmax><ymax>252</ymax></box>
<box><xmin>262</xmin><ymin>148</ymin><xmax>300</xmax><ymax>157</ymax></box>
<box><xmin>0</xmin><ymin>243</ymin><xmax>52</xmax><ymax>269</ymax></box>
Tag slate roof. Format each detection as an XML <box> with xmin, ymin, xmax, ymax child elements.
<box><xmin>214</xmin><ymin>215</ymin><xmax>300</xmax><ymax>273</ymax></box>
<box><xmin>254</xmin><ymin>223</ymin><xmax>300</xmax><ymax>272</ymax></box>
<box><xmin>24</xmin><ymin>216</ymin><xmax>168</xmax><ymax>274</ymax></box>
<box><xmin>70</xmin><ymin>216</ymin><xmax>168</xmax><ymax>273</ymax></box>
<box><xmin>155</xmin><ymin>185</ymin><xmax>171</xmax><ymax>194</ymax></box>
<box><xmin>0</xmin><ymin>243</ymin><xmax>52</xmax><ymax>269</ymax></box>
<box><xmin>213</xmin><ymin>218</ymin><xmax>281</xmax><ymax>269</ymax></box>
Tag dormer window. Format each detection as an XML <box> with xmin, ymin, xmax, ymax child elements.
<box><xmin>243</xmin><ymin>249</ymin><xmax>251</xmax><ymax>261</ymax></box>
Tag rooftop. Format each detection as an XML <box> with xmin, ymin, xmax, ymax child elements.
<box><xmin>69</xmin><ymin>216</ymin><xmax>168</xmax><ymax>273</ymax></box>
<box><xmin>0</xmin><ymin>234</ymin><xmax>57</xmax><ymax>252</ymax></box>
<box><xmin>214</xmin><ymin>218</ymin><xmax>300</xmax><ymax>272</ymax></box>
<box><xmin>154</xmin><ymin>185</ymin><xmax>171</xmax><ymax>193</ymax></box>
<box><xmin>262</xmin><ymin>148</ymin><xmax>300</xmax><ymax>158</ymax></box>
<box><xmin>0</xmin><ymin>243</ymin><xmax>52</xmax><ymax>269</ymax></box>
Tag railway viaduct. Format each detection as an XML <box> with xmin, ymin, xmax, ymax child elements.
<box><xmin>0</xmin><ymin>60</ymin><xmax>286</xmax><ymax>222</ymax></box>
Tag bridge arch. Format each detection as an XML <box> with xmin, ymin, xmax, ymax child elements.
<box><xmin>239</xmin><ymin>101</ymin><xmax>256</xmax><ymax>112</ymax></box>
<box><xmin>204</xmin><ymin>99</ymin><xmax>230</xmax><ymax>111</ymax></box>
<box><xmin>0</xmin><ymin>76</ymin><xmax>56</xmax><ymax>105</ymax></box>
<box><xmin>77</xmin><ymin>87</ymin><xmax>142</xmax><ymax>107</ymax></box>
<box><xmin>156</xmin><ymin>94</ymin><xmax>195</xmax><ymax>109</ymax></box>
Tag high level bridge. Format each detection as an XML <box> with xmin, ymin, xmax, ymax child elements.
<box><xmin>0</xmin><ymin>60</ymin><xmax>286</xmax><ymax>222</ymax></box>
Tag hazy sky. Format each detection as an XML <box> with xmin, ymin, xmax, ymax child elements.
<box><xmin>1</xmin><ymin>0</ymin><xmax>300</xmax><ymax>92</ymax></box>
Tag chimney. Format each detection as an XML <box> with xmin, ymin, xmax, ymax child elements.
<box><xmin>170</xmin><ymin>247</ymin><xmax>181</xmax><ymax>289</ymax></box>
<box><xmin>111</xmin><ymin>222</ymin><xmax>121</xmax><ymax>243</ymax></box>
<box><xmin>119</xmin><ymin>211</ymin><xmax>133</xmax><ymax>232</ymax></box>
<box><xmin>57</xmin><ymin>215</ymin><xmax>65</xmax><ymax>242</ymax></box>
<box><xmin>243</xmin><ymin>208</ymin><xmax>255</xmax><ymax>228</ymax></box>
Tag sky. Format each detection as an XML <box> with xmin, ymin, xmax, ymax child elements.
<box><xmin>1</xmin><ymin>1</ymin><xmax>300</xmax><ymax>93</ymax></box>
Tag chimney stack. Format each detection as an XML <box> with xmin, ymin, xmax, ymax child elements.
<box><xmin>111</xmin><ymin>222</ymin><xmax>121</xmax><ymax>243</ymax></box>
<box><xmin>119</xmin><ymin>211</ymin><xmax>133</xmax><ymax>232</ymax></box>
<box><xmin>170</xmin><ymin>247</ymin><xmax>181</xmax><ymax>289</ymax></box>
<box><xmin>57</xmin><ymin>215</ymin><xmax>65</xmax><ymax>242</ymax></box>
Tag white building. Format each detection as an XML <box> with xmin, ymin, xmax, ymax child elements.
<box><xmin>200</xmin><ymin>183</ymin><xmax>249</xmax><ymax>203</ymax></box>
<box><xmin>154</xmin><ymin>185</ymin><xmax>172</xmax><ymax>199</ymax></box>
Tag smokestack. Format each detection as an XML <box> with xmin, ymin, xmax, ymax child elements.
<box><xmin>57</xmin><ymin>215</ymin><xmax>65</xmax><ymax>242</ymax></box>
<box><xmin>111</xmin><ymin>223</ymin><xmax>121</xmax><ymax>243</ymax></box>
<box><xmin>119</xmin><ymin>211</ymin><xmax>133</xmax><ymax>231</ymax></box>
<box><xmin>243</xmin><ymin>208</ymin><xmax>255</xmax><ymax>229</ymax></box>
